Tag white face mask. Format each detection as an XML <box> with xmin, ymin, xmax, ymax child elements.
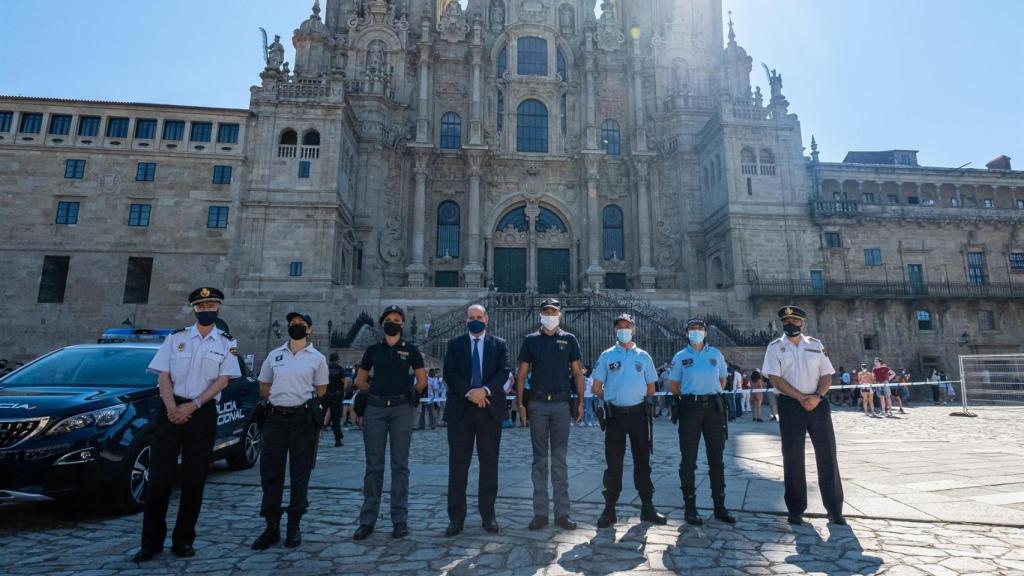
<box><xmin>540</xmin><ymin>315</ymin><xmax>560</xmax><ymax>330</ymax></box>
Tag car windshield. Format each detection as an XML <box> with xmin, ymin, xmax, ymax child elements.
<box><xmin>1</xmin><ymin>347</ymin><xmax>158</xmax><ymax>388</ymax></box>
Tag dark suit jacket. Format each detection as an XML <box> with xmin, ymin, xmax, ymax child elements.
<box><xmin>443</xmin><ymin>333</ymin><xmax>510</xmax><ymax>424</ymax></box>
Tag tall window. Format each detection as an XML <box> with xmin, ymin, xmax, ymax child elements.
<box><xmin>1009</xmin><ymin>252</ymin><xmax>1024</xmax><ymax>273</ymax></box>
<box><xmin>289</xmin><ymin>262</ymin><xmax>303</xmax><ymax>277</ymax></box>
<box><xmin>190</xmin><ymin>122</ymin><xmax>212</xmax><ymax>142</ymax></box>
<box><xmin>741</xmin><ymin>147</ymin><xmax>757</xmax><ymax>175</ymax></box>
<box><xmin>48</xmin><ymin>114</ymin><xmax>72</xmax><ymax>135</ymax></box>
<box><xmin>516</xmin><ymin>99</ymin><xmax>549</xmax><ymax>153</ymax></box>
<box><xmin>517</xmin><ymin>37</ymin><xmax>548</xmax><ymax>76</ymax></box>
<box><xmin>810</xmin><ymin>270</ymin><xmax>825</xmax><ymax>293</ymax></box>
<box><xmin>135</xmin><ymin>162</ymin><xmax>156</xmax><ymax>182</ymax></box>
<box><xmin>436</xmin><ymin>201</ymin><xmax>461</xmax><ymax>258</ymax></box>
<box><xmin>602</xmin><ymin>205</ymin><xmax>624</xmax><ymax>260</ymax></box>
<box><xmin>440</xmin><ymin>112</ymin><xmax>462</xmax><ymax>149</ymax></box>
<box><xmin>560</xmin><ymin>94</ymin><xmax>567</xmax><ymax>137</ymax></box>
<box><xmin>557</xmin><ymin>49</ymin><xmax>568</xmax><ymax>80</ymax></box>
<box><xmin>212</xmin><ymin>165</ymin><xmax>232</xmax><ymax>185</ymax></box>
<box><xmin>207</xmin><ymin>206</ymin><xmax>229</xmax><ymax>228</ymax></box>
<box><xmin>38</xmin><ymin>256</ymin><xmax>71</xmax><ymax>304</ymax></box>
<box><xmin>759</xmin><ymin>148</ymin><xmax>776</xmax><ymax>175</ymax></box>
<box><xmin>134</xmin><ymin>119</ymin><xmax>157</xmax><ymax>139</ymax></box>
<box><xmin>916</xmin><ymin>310</ymin><xmax>933</xmax><ymax>331</ymax></box>
<box><xmin>496</xmin><ymin>90</ymin><xmax>504</xmax><ymax>133</ymax></box>
<box><xmin>496</xmin><ymin>46</ymin><xmax>507</xmax><ymax>78</ymax></box>
<box><xmin>864</xmin><ymin>248</ymin><xmax>882</xmax><ymax>267</ymax></box>
<box><xmin>0</xmin><ymin>111</ymin><xmax>12</xmax><ymax>132</ymax></box>
<box><xmin>217</xmin><ymin>123</ymin><xmax>239</xmax><ymax>144</ymax></box>
<box><xmin>64</xmin><ymin>159</ymin><xmax>86</xmax><ymax>179</ymax></box>
<box><xmin>123</xmin><ymin>257</ymin><xmax>153</xmax><ymax>304</ymax></box>
<box><xmin>78</xmin><ymin>116</ymin><xmax>100</xmax><ymax>137</ymax></box>
<box><xmin>967</xmin><ymin>252</ymin><xmax>987</xmax><ymax>286</ymax></box>
<box><xmin>824</xmin><ymin>231</ymin><xmax>842</xmax><ymax>248</ymax></box>
<box><xmin>298</xmin><ymin>160</ymin><xmax>311</xmax><ymax>178</ymax></box>
<box><xmin>106</xmin><ymin>117</ymin><xmax>129</xmax><ymax>138</ymax></box>
<box><xmin>162</xmin><ymin>120</ymin><xmax>185</xmax><ymax>141</ymax></box>
<box><xmin>55</xmin><ymin>201</ymin><xmax>80</xmax><ymax>225</ymax></box>
<box><xmin>19</xmin><ymin>113</ymin><xmax>43</xmax><ymax>134</ymax></box>
<box><xmin>302</xmin><ymin>130</ymin><xmax>320</xmax><ymax>146</ymax></box>
<box><xmin>601</xmin><ymin>119</ymin><xmax>621</xmax><ymax>155</ymax></box>
<box><xmin>128</xmin><ymin>203</ymin><xmax>151</xmax><ymax>227</ymax></box>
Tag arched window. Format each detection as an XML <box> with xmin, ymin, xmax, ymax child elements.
<box><xmin>601</xmin><ymin>119</ymin><xmax>621</xmax><ymax>155</ymax></box>
<box><xmin>517</xmin><ymin>37</ymin><xmax>548</xmax><ymax>76</ymax></box>
<box><xmin>759</xmin><ymin>148</ymin><xmax>776</xmax><ymax>175</ymax></box>
<box><xmin>741</xmin><ymin>147</ymin><xmax>757</xmax><ymax>175</ymax></box>
<box><xmin>440</xmin><ymin>112</ymin><xmax>462</xmax><ymax>149</ymax></box>
<box><xmin>916</xmin><ymin>310</ymin><xmax>933</xmax><ymax>331</ymax></box>
<box><xmin>557</xmin><ymin>49</ymin><xmax>568</xmax><ymax>80</ymax></box>
<box><xmin>602</xmin><ymin>205</ymin><xmax>624</xmax><ymax>260</ymax></box>
<box><xmin>302</xmin><ymin>130</ymin><xmax>320</xmax><ymax>146</ymax></box>
<box><xmin>496</xmin><ymin>90</ymin><xmax>505</xmax><ymax>133</ymax></box>
<box><xmin>279</xmin><ymin>129</ymin><xmax>298</xmax><ymax>157</ymax></box>
<box><xmin>536</xmin><ymin>207</ymin><xmax>567</xmax><ymax>232</ymax></box>
<box><xmin>517</xmin><ymin>99</ymin><xmax>549</xmax><ymax>153</ymax></box>
<box><xmin>280</xmin><ymin>130</ymin><xmax>298</xmax><ymax>145</ymax></box>
<box><xmin>497</xmin><ymin>46</ymin><xmax>507</xmax><ymax>79</ymax></box>
<box><xmin>496</xmin><ymin>206</ymin><xmax>528</xmax><ymax>232</ymax></box>
<box><xmin>436</xmin><ymin>201</ymin><xmax>461</xmax><ymax>258</ymax></box>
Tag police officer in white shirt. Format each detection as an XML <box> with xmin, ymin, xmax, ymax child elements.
<box><xmin>761</xmin><ymin>305</ymin><xmax>845</xmax><ymax>526</ymax></box>
<box><xmin>252</xmin><ymin>312</ymin><xmax>329</xmax><ymax>551</ymax></box>
<box><xmin>135</xmin><ymin>287</ymin><xmax>241</xmax><ymax>563</ymax></box>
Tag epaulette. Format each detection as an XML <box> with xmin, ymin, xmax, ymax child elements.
<box><xmin>220</xmin><ymin>330</ymin><xmax>234</xmax><ymax>340</ymax></box>
<box><xmin>806</xmin><ymin>336</ymin><xmax>822</xmax><ymax>343</ymax></box>
<box><xmin>172</xmin><ymin>327</ymin><xmax>187</xmax><ymax>334</ymax></box>
<box><xmin>769</xmin><ymin>336</ymin><xmax>784</xmax><ymax>346</ymax></box>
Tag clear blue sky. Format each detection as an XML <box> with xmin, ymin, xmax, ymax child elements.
<box><xmin>2</xmin><ymin>0</ymin><xmax>1021</xmax><ymax>168</ymax></box>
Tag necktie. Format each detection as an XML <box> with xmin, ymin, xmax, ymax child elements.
<box><xmin>471</xmin><ymin>338</ymin><xmax>482</xmax><ymax>389</ymax></box>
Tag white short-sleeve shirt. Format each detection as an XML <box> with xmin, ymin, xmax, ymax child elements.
<box><xmin>148</xmin><ymin>325</ymin><xmax>241</xmax><ymax>401</ymax></box>
<box><xmin>258</xmin><ymin>342</ymin><xmax>329</xmax><ymax>407</ymax></box>
<box><xmin>761</xmin><ymin>334</ymin><xmax>835</xmax><ymax>395</ymax></box>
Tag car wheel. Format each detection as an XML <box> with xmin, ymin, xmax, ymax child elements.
<box><xmin>112</xmin><ymin>439</ymin><xmax>151</xmax><ymax>514</ymax></box>
<box><xmin>226</xmin><ymin>419</ymin><xmax>261</xmax><ymax>470</ymax></box>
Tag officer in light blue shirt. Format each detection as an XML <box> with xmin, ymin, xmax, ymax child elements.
<box><xmin>667</xmin><ymin>317</ymin><xmax>735</xmax><ymax>526</ymax></box>
<box><xmin>591</xmin><ymin>314</ymin><xmax>666</xmax><ymax>528</ymax></box>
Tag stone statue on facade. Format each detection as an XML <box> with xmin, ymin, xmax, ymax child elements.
<box><xmin>489</xmin><ymin>0</ymin><xmax>505</xmax><ymax>32</ymax></box>
<box><xmin>267</xmin><ymin>34</ymin><xmax>285</xmax><ymax>70</ymax></box>
<box><xmin>438</xmin><ymin>0</ymin><xmax>470</xmax><ymax>42</ymax></box>
<box><xmin>559</xmin><ymin>3</ymin><xmax>575</xmax><ymax>34</ymax></box>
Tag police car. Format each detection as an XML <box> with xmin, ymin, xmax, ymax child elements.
<box><xmin>0</xmin><ymin>327</ymin><xmax>262</xmax><ymax>513</ymax></box>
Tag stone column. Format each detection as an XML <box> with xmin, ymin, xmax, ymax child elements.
<box><xmin>525</xmin><ymin>202</ymin><xmax>540</xmax><ymax>292</ymax></box>
<box><xmin>415</xmin><ymin>14</ymin><xmax>432</xmax><ymax>144</ymax></box>
<box><xmin>406</xmin><ymin>149</ymin><xmax>431</xmax><ymax>286</ymax></box>
<box><xmin>583</xmin><ymin>28</ymin><xmax>598</xmax><ymax>150</ymax></box>
<box><xmin>630</xmin><ymin>34</ymin><xmax>648</xmax><ymax>152</ymax></box>
<box><xmin>583</xmin><ymin>153</ymin><xmax>604</xmax><ymax>289</ymax></box>
<box><xmin>464</xmin><ymin>150</ymin><xmax>485</xmax><ymax>287</ymax></box>
<box><xmin>634</xmin><ymin>156</ymin><xmax>656</xmax><ymax>288</ymax></box>
<box><xmin>469</xmin><ymin>16</ymin><xmax>484</xmax><ymax>145</ymax></box>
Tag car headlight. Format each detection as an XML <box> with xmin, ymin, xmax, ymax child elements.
<box><xmin>47</xmin><ymin>404</ymin><xmax>128</xmax><ymax>436</ymax></box>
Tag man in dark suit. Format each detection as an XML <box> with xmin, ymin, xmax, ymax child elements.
<box><xmin>443</xmin><ymin>304</ymin><xmax>510</xmax><ymax>537</ymax></box>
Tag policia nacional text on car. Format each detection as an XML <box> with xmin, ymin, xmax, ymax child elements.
<box><xmin>353</xmin><ymin>305</ymin><xmax>428</xmax><ymax>541</ymax></box>
<box><xmin>134</xmin><ymin>287</ymin><xmax>241</xmax><ymax>563</ymax></box>
<box><xmin>761</xmin><ymin>305</ymin><xmax>845</xmax><ymax>526</ymax></box>
<box><xmin>667</xmin><ymin>317</ymin><xmax>736</xmax><ymax>526</ymax></box>
<box><xmin>590</xmin><ymin>313</ymin><xmax>667</xmax><ymax>528</ymax></box>
<box><xmin>251</xmin><ymin>312</ymin><xmax>329</xmax><ymax>551</ymax></box>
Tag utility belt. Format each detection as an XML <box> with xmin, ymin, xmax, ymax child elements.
<box><xmin>606</xmin><ymin>402</ymin><xmax>648</xmax><ymax>416</ymax></box>
<box><xmin>268</xmin><ymin>404</ymin><xmax>307</xmax><ymax>416</ymax></box>
<box><xmin>527</xmin><ymin>390</ymin><xmax>571</xmax><ymax>402</ymax></box>
<box><xmin>679</xmin><ymin>393</ymin><xmax>722</xmax><ymax>405</ymax></box>
<box><xmin>366</xmin><ymin>393</ymin><xmax>413</xmax><ymax>408</ymax></box>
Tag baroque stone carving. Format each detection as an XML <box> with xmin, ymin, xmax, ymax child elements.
<box><xmin>437</xmin><ymin>0</ymin><xmax>469</xmax><ymax>43</ymax></box>
<box><xmin>379</xmin><ymin>214</ymin><xmax>405</xmax><ymax>264</ymax></box>
<box><xmin>594</xmin><ymin>0</ymin><xmax>624</xmax><ymax>52</ymax></box>
<box><xmin>520</xmin><ymin>0</ymin><xmax>548</xmax><ymax>23</ymax></box>
<box><xmin>489</xmin><ymin>0</ymin><xmax>505</xmax><ymax>32</ymax></box>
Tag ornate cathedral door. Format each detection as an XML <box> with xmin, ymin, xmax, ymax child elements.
<box><xmin>537</xmin><ymin>249</ymin><xmax>570</xmax><ymax>294</ymax></box>
<box><xmin>494</xmin><ymin>248</ymin><xmax>527</xmax><ymax>293</ymax></box>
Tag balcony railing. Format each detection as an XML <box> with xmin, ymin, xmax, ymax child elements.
<box><xmin>749</xmin><ymin>279</ymin><xmax>1024</xmax><ymax>300</ymax></box>
<box><xmin>811</xmin><ymin>200</ymin><xmax>1024</xmax><ymax>222</ymax></box>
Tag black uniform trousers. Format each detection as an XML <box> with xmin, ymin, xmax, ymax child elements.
<box><xmin>447</xmin><ymin>401</ymin><xmax>502</xmax><ymax>523</ymax></box>
<box><xmin>777</xmin><ymin>395</ymin><xmax>844</xmax><ymax>518</ymax></box>
<box><xmin>259</xmin><ymin>409</ymin><xmax>317</xmax><ymax>517</ymax></box>
<box><xmin>141</xmin><ymin>399</ymin><xmax>217</xmax><ymax>552</ymax></box>
<box><xmin>323</xmin><ymin>392</ymin><xmax>344</xmax><ymax>440</ymax></box>
<box><xmin>602</xmin><ymin>407</ymin><xmax>653</xmax><ymax>503</ymax></box>
<box><xmin>677</xmin><ymin>398</ymin><xmax>727</xmax><ymax>500</ymax></box>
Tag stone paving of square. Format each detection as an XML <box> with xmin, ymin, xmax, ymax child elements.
<box><xmin>3</xmin><ymin>405</ymin><xmax>1024</xmax><ymax>575</ymax></box>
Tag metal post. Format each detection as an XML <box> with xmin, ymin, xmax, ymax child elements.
<box><xmin>954</xmin><ymin>354</ymin><xmax>975</xmax><ymax>417</ymax></box>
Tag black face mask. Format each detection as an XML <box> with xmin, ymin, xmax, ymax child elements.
<box><xmin>783</xmin><ymin>323</ymin><xmax>802</xmax><ymax>337</ymax></box>
<box><xmin>382</xmin><ymin>321</ymin><xmax>403</xmax><ymax>337</ymax></box>
<box><xmin>288</xmin><ymin>324</ymin><xmax>308</xmax><ymax>340</ymax></box>
<box><xmin>195</xmin><ymin>310</ymin><xmax>218</xmax><ymax>327</ymax></box>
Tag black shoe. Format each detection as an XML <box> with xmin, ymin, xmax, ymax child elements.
<box><xmin>285</xmin><ymin>517</ymin><xmax>302</xmax><ymax>548</ymax></box>
<box><xmin>683</xmin><ymin>497</ymin><xmax>702</xmax><ymax>526</ymax></box>
<box><xmin>554</xmin><ymin>516</ymin><xmax>577</xmax><ymax>530</ymax></box>
<box><xmin>445</xmin><ymin>521</ymin><xmax>464</xmax><ymax>537</ymax></box>
<box><xmin>171</xmin><ymin>545</ymin><xmax>195</xmax><ymax>558</ymax></box>
<box><xmin>596</xmin><ymin>505</ymin><xmax>617</xmax><ymax>528</ymax></box>
<box><xmin>334</xmin><ymin>437</ymin><xmax>343</xmax><ymax>447</ymax></box>
<box><xmin>251</xmin><ymin>518</ymin><xmax>281</xmax><ymax>550</ymax></box>
<box><xmin>353</xmin><ymin>524</ymin><xmax>374</xmax><ymax>540</ymax></box>
<box><xmin>640</xmin><ymin>502</ymin><xmax>668</xmax><ymax>525</ymax></box>
<box><xmin>482</xmin><ymin>518</ymin><xmax>500</xmax><ymax>534</ymax></box>
<box><xmin>131</xmin><ymin>548</ymin><xmax>161</xmax><ymax>563</ymax></box>
<box><xmin>528</xmin><ymin>516</ymin><xmax>548</xmax><ymax>530</ymax></box>
<box><xmin>392</xmin><ymin>523</ymin><xmax>409</xmax><ymax>539</ymax></box>
<box><xmin>787</xmin><ymin>515</ymin><xmax>804</xmax><ymax>525</ymax></box>
<box><xmin>714</xmin><ymin>508</ymin><xmax>736</xmax><ymax>524</ymax></box>
<box><xmin>829</xmin><ymin>515</ymin><xmax>848</xmax><ymax>525</ymax></box>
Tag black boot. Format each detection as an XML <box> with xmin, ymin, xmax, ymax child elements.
<box><xmin>713</xmin><ymin>496</ymin><xmax>736</xmax><ymax>524</ymax></box>
<box><xmin>334</xmin><ymin>435</ymin><xmax>343</xmax><ymax>447</ymax></box>
<box><xmin>640</xmin><ymin>500</ymin><xmax>667</xmax><ymax>525</ymax></box>
<box><xmin>285</xmin><ymin>514</ymin><xmax>302</xmax><ymax>548</ymax></box>
<box><xmin>596</xmin><ymin>502</ymin><xmax>617</xmax><ymax>528</ymax></box>
<box><xmin>251</xmin><ymin>513</ymin><xmax>281</xmax><ymax>550</ymax></box>
<box><xmin>683</xmin><ymin>495</ymin><xmax>702</xmax><ymax>526</ymax></box>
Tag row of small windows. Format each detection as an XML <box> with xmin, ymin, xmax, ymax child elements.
<box><xmin>62</xmin><ymin>158</ymin><xmax>233</xmax><ymax>184</ymax></box>
<box><xmin>0</xmin><ymin>111</ymin><xmax>239</xmax><ymax>144</ymax></box>
<box><xmin>53</xmin><ymin>200</ymin><xmax>230</xmax><ymax>229</ymax></box>
<box><xmin>740</xmin><ymin>147</ymin><xmax>776</xmax><ymax>176</ymax></box>
<box><xmin>38</xmin><ymin>255</ymin><xmax>153</xmax><ymax>304</ymax></box>
<box><xmin>843</xmin><ymin>191</ymin><xmax>1024</xmax><ymax>210</ymax></box>
<box><xmin>913</xmin><ymin>310</ymin><xmax>997</xmax><ymax>332</ymax></box>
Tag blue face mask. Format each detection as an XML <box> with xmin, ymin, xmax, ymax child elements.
<box><xmin>467</xmin><ymin>320</ymin><xmax>487</xmax><ymax>334</ymax></box>
<box><xmin>687</xmin><ymin>330</ymin><xmax>705</xmax><ymax>345</ymax></box>
<box><xmin>615</xmin><ymin>329</ymin><xmax>633</xmax><ymax>344</ymax></box>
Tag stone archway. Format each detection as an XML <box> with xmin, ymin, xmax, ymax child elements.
<box><xmin>490</xmin><ymin>201</ymin><xmax>574</xmax><ymax>293</ymax></box>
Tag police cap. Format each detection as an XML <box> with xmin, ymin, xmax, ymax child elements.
<box><xmin>777</xmin><ymin>305</ymin><xmax>807</xmax><ymax>321</ymax></box>
<box><xmin>379</xmin><ymin>305</ymin><xmax>406</xmax><ymax>325</ymax></box>
<box><xmin>188</xmin><ymin>287</ymin><xmax>224</xmax><ymax>306</ymax></box>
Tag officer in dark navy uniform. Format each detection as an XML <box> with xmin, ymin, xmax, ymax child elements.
<box><xmin>762</xmin><ymin>305</ymin><xmax>845</xmax><ymax>526</ymax></box>
<box><xmin>134</xmin><ymin>287</ymin><xmax>241</xmax><ymax>562</ymax></box>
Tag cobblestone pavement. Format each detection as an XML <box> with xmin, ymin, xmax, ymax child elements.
<box><xmin>3</xmin><ymin>405</ymin><xmax>1023</xmax><ymax>575</ymax></box>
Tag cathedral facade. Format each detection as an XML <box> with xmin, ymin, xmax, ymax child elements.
<box><xmin>1</xmin><ymin>0</ymin><xmax>1022</xmax><ymax>375</ymax></box>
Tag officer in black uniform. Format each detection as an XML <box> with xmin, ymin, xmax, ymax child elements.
<box><xmin>353</xmin><ymin>305</ymin><xmax>428</xmax><ymax>541</ymax></box>
<box><xmin>325</xmin><ymin>353</ymin><xmax>346</xmax><ymax>447</ymax></box>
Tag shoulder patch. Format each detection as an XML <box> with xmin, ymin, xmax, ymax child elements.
<box><xmin>229</xmin><ymin>347</ymin><xmax>239</xmax><ymax>356</ymax></box>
